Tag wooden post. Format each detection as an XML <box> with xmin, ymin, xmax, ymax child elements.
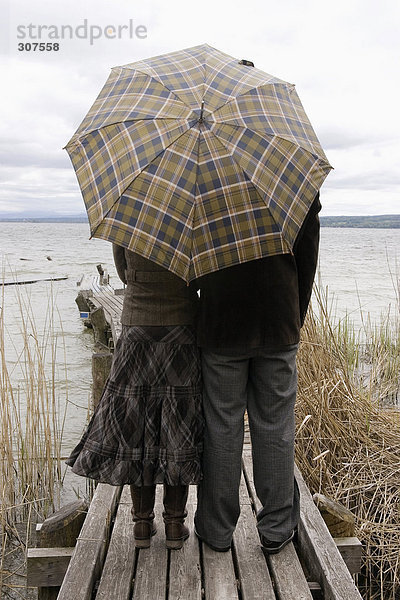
<box><xmin>96</xmin><ymin>264</ymin><xmax>104</xmax><ymax>284</ymax></box>
<box><xmin>96</xmin><ymin>264</ymin><xmax>109</xmax><ymax>286</ymax></box>
<box><xmin>334</xmin><ymin>537</ymin><xmax>363</xmax><ymax>576</ymax></box>
<box><xmin>27</xmin><ymin>499</ymin><xmax>88</xmax><ymax>599</ymax></box>
<box><xmin>313</xmin><ymin>493</ymin><xmax>355</xmax><ymax>537</ymax></box>
<box><xmin>75</xmin><ymin>291</ymin><xmax>92</xmax><ymax>314</ymax></box>
<box><xmin>90</xmin><ymin>306</ymin><xmax>109</xmax><ymax>346</ymax></box>
<box><xmin>75</xmin><ymin>290</ymin><xmax>93</xmax><ymax>326</ymax></box>
<box><xmin>313</xmin><ymin>493</ymin><xmax>362</xmax><ymax>575</ymax></box>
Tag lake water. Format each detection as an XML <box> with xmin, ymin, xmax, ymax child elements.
<box><xmin>1</xmin><ymin>223</ymin><xmax>399</xmax><ymax>500</ymax></box>
<box><xmin>318</xmin><ymin>228</ymin><xmax>399</xmax><ymax>322</ymax></box>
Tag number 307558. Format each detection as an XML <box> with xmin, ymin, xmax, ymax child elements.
<box><xmin>18</xmin><ymin>43</ymin><xmax>60</xmax><ymax>51</ymax></box>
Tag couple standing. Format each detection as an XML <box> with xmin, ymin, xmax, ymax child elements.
<box><xmin>67</xmin><ymin>193</ymin><xmax>320</xmax><ymax>555</ymax></box>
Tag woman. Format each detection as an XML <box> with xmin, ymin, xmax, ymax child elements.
<box><xmin>67</xmin><ymin>246</ymin><xmax>203</xmax><ymax>549</ymax></box>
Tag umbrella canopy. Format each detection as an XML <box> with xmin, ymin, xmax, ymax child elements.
<box><xmin>65</xmin><ymin>44</ymin><xmax>332</xmax><ymax>282</ymax></box>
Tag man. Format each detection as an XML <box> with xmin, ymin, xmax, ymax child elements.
<box><xmin>194</xmin><ymin>193</ymin><xmax>321</xmax><ymax>554</ymax></box>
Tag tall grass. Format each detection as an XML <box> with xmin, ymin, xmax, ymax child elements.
<box><xmin>0</xmin><ymin>281</ymin><xmax>67</xmax><ymax>589</ymax></box>
<box><xmin>296</xmin><ymin>284</ymin><xmax>400</xmax><ymax>600</ymax></box>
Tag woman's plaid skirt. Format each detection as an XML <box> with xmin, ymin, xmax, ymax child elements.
<box><xmin>66</xmin><ymin>325</ymin><xmax>203</xmax><ymax>486</ymax></box>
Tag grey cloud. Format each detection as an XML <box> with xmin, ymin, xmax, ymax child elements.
<box><xmin>319</xmin><ymin>129</ymin><xmax>390</xmax><ymax>151</ymax></box>
<box><xmin>0</xmin><ymin>141</ymin><xmax>69</xmax><ymax>169</ymax></box>
<box><xmin>0</xmin><ymin>162</ymin><xmax>83</xmax><ymax>216</ymax></box>
<box><xmin>326</xmin><ymin>169</ymin><xmax>400</xmax><ymax>191</ymax></box>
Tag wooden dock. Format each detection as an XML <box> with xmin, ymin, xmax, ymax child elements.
<box><xmin>28</xmin><ymin>270</ymin><xmax>363</xmax><ymax>600</ymax></box>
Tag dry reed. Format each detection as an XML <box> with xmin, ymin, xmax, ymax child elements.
<box><xmin>1</xmin><ymin>281</ymin><xmax>67</xmax><ymax>572</ymax></box>
<box><xmin>296</xmin><ymin>285</ymin><xmax>400</xmax><ymax>600</ymax></box>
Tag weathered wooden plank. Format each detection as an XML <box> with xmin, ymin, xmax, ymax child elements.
<box><xmin>90</xmin><ymin>306</ymin><xmax>110</xmax><ymax>346</ymax></box>
<box><xmin>313</xmin><ymin>493</ymin><xmax>356</xmax><ymax>537</ymax></box>
<box><xmin>93</xmin><ymin>292</ymin><xmax>123</xmax><ymax>317</ymax></box>
<box><xmin>239</xmin><ymin>470</ymin><xmax>252</xmax><ymax>505</ymax></box>
<box><xmin>202</xmin><ymin>544</ymin><xmax>239</xmax><ymax>599</ymax></box>
<box><xmin>83</xmin><ymin>275</ymin><xmax>123</xmax><ymax>342</ymax></box>
<box><xmin>78</xmin><ymin>273</ymin><xmax>124</xmax><ymax>342</ymax></box>
<box><xmin>294</xmin><ymin>465</ymin><xmax>363</xmax><ymax>600</ymax></box>
<box><xmin>75</xmin><ymin>289</ymin><xmax>92</xmax><ymax>313</ymax></box>
<box><xmin>244</xmin><ymin>416</ymin><xmax>251</xmax><ymax>446</ymax></box>
<box><xmin>109</xmin><ymin>315</ymin><xmax>122</xmax><ymax>343</ymax></box>
<box><xmin>267</xmin><ymin>544</ymin><xmax>313</xmax><ymax>600</ymax></box>
<box><xmin>100</xmin><ymin>290</ymin><xmax>124</xmax><ymax>311</ymax></box>
<box><xmin>132</xmin><ymin>489</ymin><xmax>168</xmax><ymax>599</ymax></box>
<box><xmin>2</xmin><ymin>276</ymin><xmax>68</xmax><ymax>286</ymax></box>
<box><xmin>37</xmin><ymin>499</ymin><xmax>88</xmax><ymax>548</ymax></box>
<box><xmin>27</xmin><ymin>547</ymin><xmax>74</xmax><ymax>587</ymax></box>
<box><xmin>334</xmin><ymin>537</ymin><xmax>363</xmax><ymax>576</ymax></box>
<box><xmin>91</xmin><ymin>279</ymin><xmax>123</xmax><ymax>309</ymax></box>
<box><xmin>57</xmin><ymin>484</ymin><xmax>121</xmax><ymax>600</ymax></box>
<box><xmin>202</xmin><ymin>544</ymin><xmax>238</xmax><ymax>599</ymax></box>
<box><xmin>233</xmin><ymin>504</ymin><xmax>275</xmax><ymax>600</ymax></box>
<box><xmin>169</xmin><ymin>489</ymin><xmax>202</xmax><ymax>600</ymax></box>
<box><xmin>242</xmin><ymin>451</ymin><xmax>313</xmax><ymax>600</ymax></box>
<box><xmin>95</xmin><ymin>491</ymin><xmax>136</xmax><ymax>600</ymax></box>
<box><xmin>29</xmin><ymin>499</ymin><xmax>88</xmax><ymax>599</ymax></box>
<box><xmin>118</xmin><ymin>484</ymin><xmax>133</xmax><ymax>505</ymax></box>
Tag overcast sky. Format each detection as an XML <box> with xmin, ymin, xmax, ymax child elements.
<box><xmin>1</xmin><ymin>0</ymin><xmax>399</xmax><ymax>216</ymax></box>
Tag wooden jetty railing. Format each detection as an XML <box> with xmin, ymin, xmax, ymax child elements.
<box><xmin>28</xmin><ymin>269</ymin><xmax>363</xmax><ymax>600</ymax></box>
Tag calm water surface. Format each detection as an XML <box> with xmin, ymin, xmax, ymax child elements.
<box><xmin>1</xmin><ymin>223</ymin><xmax>399</xmax><ymax>499</ymax></box>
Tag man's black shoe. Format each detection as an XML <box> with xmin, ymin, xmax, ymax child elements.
<box><xmin>260</xmin><ymin>529</ymin><xmax>295</xmax><ymax>555</ymax></box>
<box><xmin>194</xmin><ymin>528</ymin><xmax>231</xmax><ymax>552</ymax></box>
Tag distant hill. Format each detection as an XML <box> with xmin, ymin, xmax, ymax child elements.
<box><xmin>320</xmin><ymin>215</ymin><xmax>400</xmax><ymax>228</ymax></box>
<box><xmin>0</xmin><ymin>214</ymin><xmax>88</xmax><ymax>223</ymax></box>
<box><xmin>1</xmin><ymin>214</ymin><xmax>400</xmax><ymax>228</ymax></box>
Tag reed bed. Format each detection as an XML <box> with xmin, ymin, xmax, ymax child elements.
<box><xmin>0</xmin><ymin>281</ymin><xmax>67</xmax><ymax>595</ymax></box>
<box><xmin>296</xmin><ymin>286</ymin><xmax>400</xmax><ymax>600</ymax></box>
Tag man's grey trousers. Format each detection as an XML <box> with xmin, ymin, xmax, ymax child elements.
<box><xmin>195</xmin><ymin>344</ymin><xmax>300</xmax><ymax>549</ymax></box>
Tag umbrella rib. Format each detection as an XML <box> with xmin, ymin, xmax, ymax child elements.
<box><xmin>203</xmin><ymin>126</ymin><xmax>323</xmax><ymax>245</ymax></box>
<box><xmin>209</xmin><ymin>121</ymin><xmax>329</xmax><ymax>164</ymax></box>
<box><xmin>114</xmin><ymin>65</ymin><xmax>205</xmax><ymax>114</ymax></box>
<box><xmin>204</xmin><ymin>79</ymin><xmax>288</xmax><ymax>119</ymax></box>
<box><xmin>186</xmin><ymin>128</ymin><xmax>204</xmax><ymax>273</ymax></box>
<box><xmin>89</xmin><ymin>124</ymin><xmax>197</xmax><ymax>238</ymax></box>
<box><xmin>67</xmin><ymin>118</ymin><xmax>195</xmax><ymax>149</ymax></box>
<box><xmin>244</xmin><ymin>175</ymin><xmax>288</xmax><ymax>244</ymax></box>
<box><xmin>67</xmin><ymin>65</ymin><xmax>204</xmax><ymax>147</ymax></box>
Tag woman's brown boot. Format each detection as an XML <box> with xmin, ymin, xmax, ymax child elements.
<box><xmin>130</xmin><ymin>485</ymin><xmax>157</xmax><ymax>548</ymax></box>
<box><xmin>163</xmin><ymin>485</ymin><xmax>189</xmax><ymax>550</ymax></box>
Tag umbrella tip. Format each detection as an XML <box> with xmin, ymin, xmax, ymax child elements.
<box><xmin>199</xmin><ymin>100</ymin><xmax>205</xmax><ymax>123</ymax></box>
<box><xmin>239</xmin><ymin>59</ymin><xmax>254</xmax><ymax>67</ymax></box>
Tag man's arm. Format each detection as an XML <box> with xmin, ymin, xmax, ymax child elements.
<box><xmin>112</xmin><ymin>244</ymin><xmax>128</xmax><ymax>284</ymax></box>
<box><xmin>293</xmin><ymin>193</ymin><xmax>321</xmax><ymax>326</ymax></box>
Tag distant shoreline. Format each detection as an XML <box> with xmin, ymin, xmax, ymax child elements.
<box><xmin>320</xmin><ymin>215</ymin><xmax>400</xmax><ymax>228</ymax></box>
<box><xmin>0</xmin><ymin>217</ymin><xmax>89</xmax><ymax>223</ymax></box>
<box><xmin>0</xmin><ymin>215</ymin><xmax>400</xmax><ymax>228</ymax></box>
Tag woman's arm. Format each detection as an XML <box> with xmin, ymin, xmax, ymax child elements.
<box><xmin>112</xmin><ymin>244</ymin><xmax>127</xmax><ymax>284</ymax></box>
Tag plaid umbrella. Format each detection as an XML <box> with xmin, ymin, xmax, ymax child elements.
<box><xmin>65</xmin><ymin>44</ymin><xmax>332</xmax><ymax>282</ymax></box>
